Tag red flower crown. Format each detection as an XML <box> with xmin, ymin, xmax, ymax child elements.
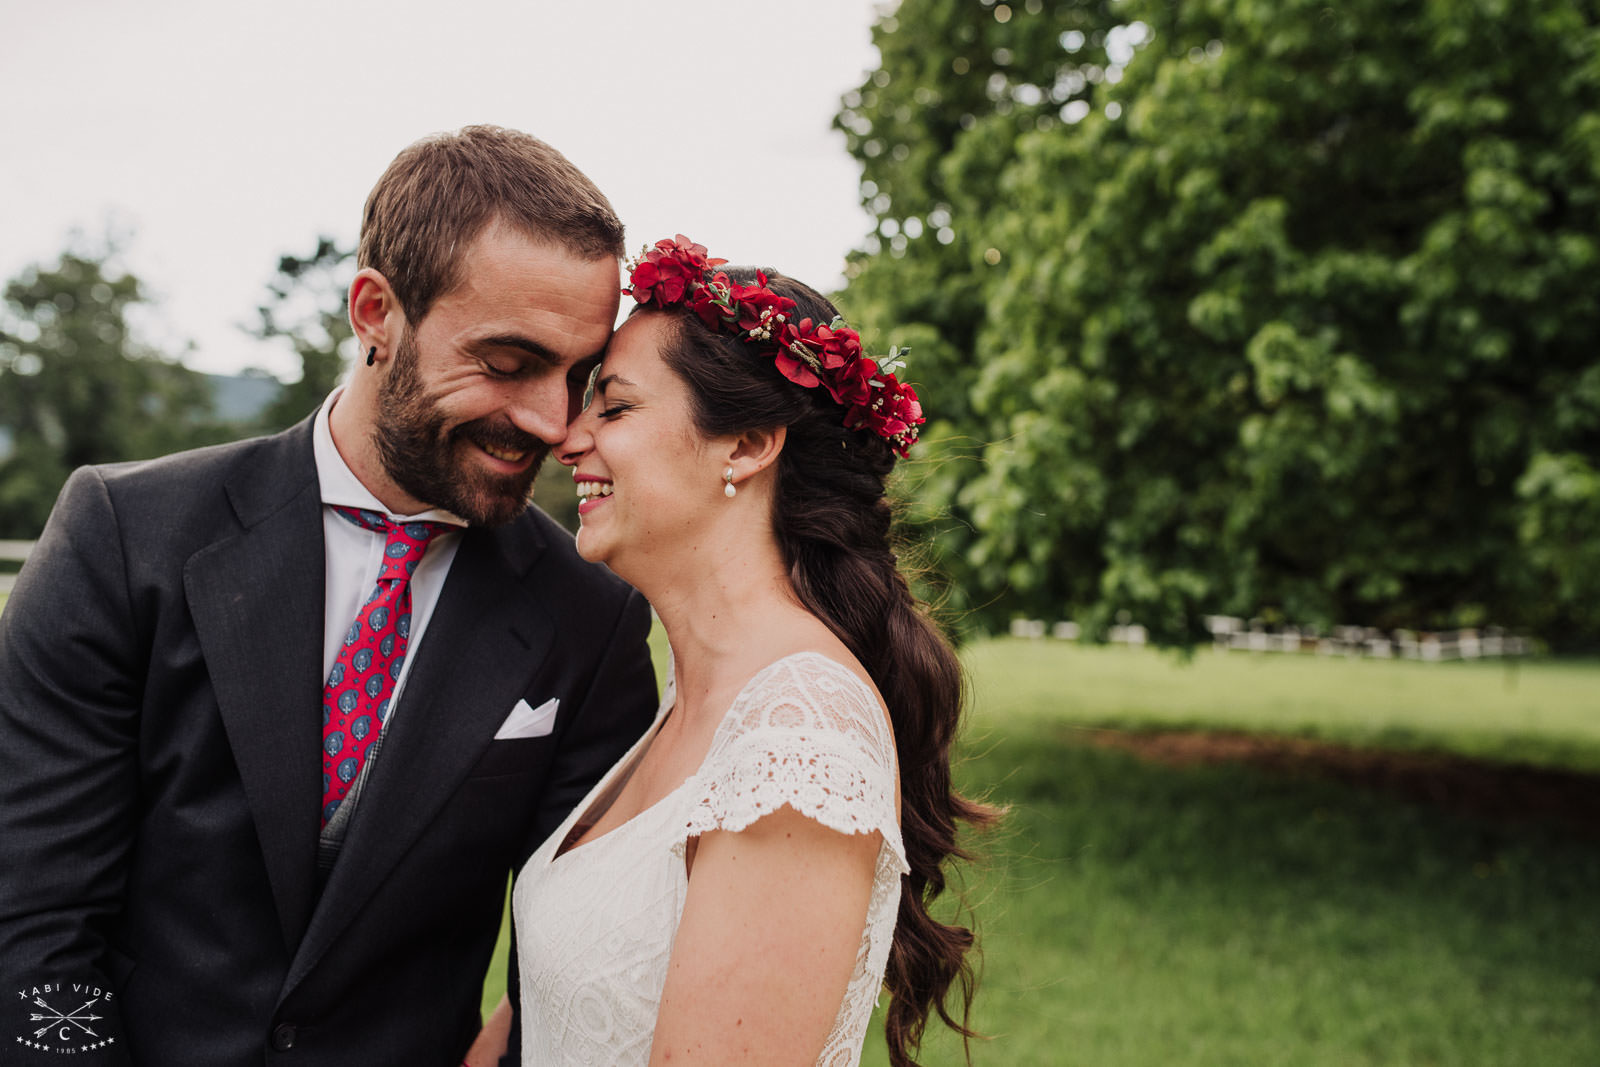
<box><xmin>624</xmin><ymin>235</ymin><xmax>924</xmax><ymax>458</ymax></box>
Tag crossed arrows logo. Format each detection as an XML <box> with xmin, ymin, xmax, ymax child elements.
<box><xmin>28</xmin><ymin>994</ymin><xmax>103</xmax><ymax>1041</ymax></box>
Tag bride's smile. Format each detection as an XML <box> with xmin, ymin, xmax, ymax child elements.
<box><xmin>558</xmin><ymin>313</ymin><xmax>763</xmax><ymax>592</ymax></box>
<box><xmin>573</xmin><ymin>476</ymin><xmax>612</xmax><ymax>512</ymax></box>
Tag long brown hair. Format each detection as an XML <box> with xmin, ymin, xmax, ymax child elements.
<box><xmin>649</xmin><ymin>270</ymin><xmax>996</xmax><ymax>1066</ymax></box>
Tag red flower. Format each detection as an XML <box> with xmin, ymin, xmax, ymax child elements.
<box><xmin>686</xmin><ymin>272</ymin><xmax>735</xmax><ymax>327</ymax></box>
<box><xmin>730</xmin><ymin>280</ymin><xmax>795</xmax><ymax>334</ymax></box>
<box><xmin>803</xmin><ymin>321</ymin><xmax>863</xmax><ymax>372</ymax></box>
<box><xmin>877</xmin><ymin>378</ymin><xmax>925</xmax><ymax>456</ymax></box>
<box><xmin>628</xmin><ymin>235</ymin><xmax>724</xmax><ymax>307</ymax></box>
<box><xmin>844</xmin><ymin>375</ymin><xmax>923</xmax><ymax>456</ymax></box>
<box><xmin>826</xmin><ymin>332</ymin><xmax>863</xmax><ymax>369</ymax></box>
<box><xmin>772</xmin><ymin>327</ymin><xmax>823</xmax><ymax>389</ymax></box>
<box><xmin>881</xmin><ymin>378</ymin><xmax>924</xmax><ymax>433</ymax></box>
<box><xmin>827</xmin><ymin>356</ymin><xmax>877</xmax><ymax>407</ymax></box>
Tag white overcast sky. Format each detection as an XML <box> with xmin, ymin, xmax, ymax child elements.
<box><xmin>1</xmin><ymin>0</ymin><xmax>887</xmax><ymax>380</ymax></box>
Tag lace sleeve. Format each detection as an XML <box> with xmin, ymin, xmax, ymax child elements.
<box><xmin>676</xmin><ymin>654</ymin><xmax>908</xmax><ymax>875</ymax></box>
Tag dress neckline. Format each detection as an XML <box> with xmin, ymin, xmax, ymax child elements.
<box><xmin>547</xmin><ymin>651</ymin><xmax>873</xmax><ymax>866</ymax></box>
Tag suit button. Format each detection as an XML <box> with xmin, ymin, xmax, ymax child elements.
<box><xmin>271</xmin><ymin>1023</ymin><xmax>297</xmax><ymax>1050</ymax></box>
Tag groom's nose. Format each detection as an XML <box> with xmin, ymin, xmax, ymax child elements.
<box><xmin>555</xmin><ymin>405</ymin><xmax>598</xmax><ymax>466</ymax></box>
<box><xmin>505</xmin><ymin>374</ymin><xmax>571</xmax><ymax>449</ymax></box>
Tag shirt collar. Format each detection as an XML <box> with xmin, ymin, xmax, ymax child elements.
<box><xmin>313</xmin><ymin>387</ymin><xmax>469</xmax><ymax>527</ymax></box>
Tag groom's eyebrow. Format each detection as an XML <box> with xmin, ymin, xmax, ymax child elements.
<box><xmin>469</xmin><ymin>333</ymin><xmax>560</xmax><ymax>366</ymax></box>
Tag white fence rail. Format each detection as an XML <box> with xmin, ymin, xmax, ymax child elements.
<box><xmin>0</xmin><ymin>539</ymin><xmax>33</xmax><ymax>595</ymax></box>
<box><xmin>1010</xmin><ymin>613</ymin><xmax>1531</xmax><ymax>661</ymax></box>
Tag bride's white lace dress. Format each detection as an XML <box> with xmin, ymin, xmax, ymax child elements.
<box><xmin>512</xmin><ymin>652</ymin><xmax>907</xmax><ymax>1066</ymax></box>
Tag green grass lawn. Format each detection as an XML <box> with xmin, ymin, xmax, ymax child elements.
<box><xmin>861</xmin><ymin>706</ymin><xmax>1599</xmax><ymax>1066</ymax></box>
<box><xmin>480</xmin><ymin>638</ymin><xmax>1600</xmax><ymax>1064</ymax></box>
<box><xmin>968</xmin><ymin>639</ymin><xmax>1600</xmax><ymax>770</ymax></box>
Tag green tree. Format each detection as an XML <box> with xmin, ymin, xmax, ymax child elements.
<box><xmin>248</xmin><ymin>236</ymin><xmax>355</xmax><ymax>430</ymax></box>
<box><xmin>0</xmin><ymin>246</ymin><xmax>224</xmax><ymax>538</ymax></box>
<box><xmin>840</xmin><ymin>0</ymin><xmax>1600</xmax><ymax>646</ymax></box>
<box><xmin>835</xmin><ymin>0</ymin><xmax>1149</xmax><ymax>631</ymax></box>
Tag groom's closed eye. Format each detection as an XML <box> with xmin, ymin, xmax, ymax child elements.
<box><xmin>470</xmin><ymin>334</ymin><xmax>565</xmax><ymax>375</ymax></box>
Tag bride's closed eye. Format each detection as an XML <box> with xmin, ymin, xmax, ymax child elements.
<box><xmin>598</xmin><ymin>401</ymin><xmax>635</xmax><ymax>419</ymax></box>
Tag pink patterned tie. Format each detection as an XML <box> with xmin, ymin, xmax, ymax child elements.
<box><xmin>321</xmin><ymin>506</ymin><xmax>451</xmax><ymax>826</ymax></box>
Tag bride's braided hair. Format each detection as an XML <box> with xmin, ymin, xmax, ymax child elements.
<box><xmin>641</xmin><ymin>267</ymin><xmax>995</xmax><ymax>1067</ymax></box>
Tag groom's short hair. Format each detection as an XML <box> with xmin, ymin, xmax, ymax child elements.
<box><xmin>359</xmin><ymin>125</ymin><xmax>624</xmax><ymax>324</ymax></box>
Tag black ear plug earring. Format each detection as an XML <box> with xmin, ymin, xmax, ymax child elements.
<box><xmin>366</xmin><ymin>346</ymin><xmax>376</xmax><ymax>367</ymax></box>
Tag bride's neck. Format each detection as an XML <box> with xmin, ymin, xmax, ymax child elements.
<box><xmin>643</xmin><ymin>538</ymin><xmax>804</xmax><ymax>717</ymax></box>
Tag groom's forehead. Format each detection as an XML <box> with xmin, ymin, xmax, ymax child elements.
<box><xmin>425</xmin><ymin>229</ymin><xmax>617</xmax><ymax>326</ymax></box>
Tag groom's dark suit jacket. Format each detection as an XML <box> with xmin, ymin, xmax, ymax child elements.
<box><xmin>0</xmin><ymin>417</ymin><xmax>658</xmax><ymax>1065</ymax></box>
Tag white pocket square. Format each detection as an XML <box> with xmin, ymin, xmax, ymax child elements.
<box><xmin>494</xmin><ymin>697</ymin><xmax>560</xmax><ymax>740</ymax></box>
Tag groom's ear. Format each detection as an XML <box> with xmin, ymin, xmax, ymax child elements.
<box><xmin>349</xmin><ymin>268</ymin><xmax>404</xmax><ymax>360</ymax></box>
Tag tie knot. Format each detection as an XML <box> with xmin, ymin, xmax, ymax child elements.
<box><xmin>331</xmin><ymin>506</ymin><xmax>453</xmax><ymax>579</ymax></box>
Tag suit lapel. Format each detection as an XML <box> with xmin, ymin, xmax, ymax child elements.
<box><xmin>286</xmin><ymin>521</ymin><xmax>554</xmax><ymax>989</ymax></box>
<box><xmin>184</xmin><ymin>421</ymin><xmax>325</xmax><ymax>953</ymax></box>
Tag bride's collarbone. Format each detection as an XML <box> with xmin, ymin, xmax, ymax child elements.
<box><xmin>578</xmin><ymin>721</ymin><xmax>705</xmax><ymax>842</ymax></box>
<box><xmin>631</xmin><ymin>719</ymin><xmax>710</xmax><ymax>797</ymax></box>
<box><xmin>582</xmin><ymin>647</ymin><xmax>829</xmax><ymax>843</ymax></box>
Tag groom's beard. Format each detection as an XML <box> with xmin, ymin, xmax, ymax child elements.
<box><xmin>373</xmin><ymin>330</ymin><xmax>550</xmax><ymax>527</ymax></box>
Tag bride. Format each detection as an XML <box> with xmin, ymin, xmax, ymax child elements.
<box><xmin>472</xmin><ymin>237</ymin><xmax>991</xmax><ymax>1066</ymax></box>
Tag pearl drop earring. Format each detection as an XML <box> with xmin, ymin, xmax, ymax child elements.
<box><xmin>723</xmin><ymin>467</ymin><xmax>737</xmax><ymax>498</ymax></box>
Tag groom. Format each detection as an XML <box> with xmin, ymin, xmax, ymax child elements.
<box><xmin>0</xmin><ymin>127</ymin><xmax>657</xmax><ymax>1065</ymax></box>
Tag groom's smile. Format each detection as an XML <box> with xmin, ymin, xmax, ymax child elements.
<box><xmin>478</xmin><ymin>441</ymin><xmax>531</xmax><ymax>465</ymax></box>
<box><xmin>363</xmin><ymin>222</ymin><xmax>621</xmax><ymax>525</ymax></box>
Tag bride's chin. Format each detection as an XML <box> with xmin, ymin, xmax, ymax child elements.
<box><xmin>591</xmin><ymin>547</ymin><xmax>650</xmax><ymax>594</ymax></box>
<box><xmin>574</xmin><ymin>529</ymin><xmax>630</xmax><ymax>577</ymax></box>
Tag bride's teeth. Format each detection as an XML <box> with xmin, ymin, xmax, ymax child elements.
<box><xmin>575</xmin><ymin>481</ymin><xmax>613</xmax><ymax>502</ymax></box>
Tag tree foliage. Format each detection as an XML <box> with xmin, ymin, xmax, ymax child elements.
<box><xmin>248</xmin><ymin>235</ymin><xmax>356</xmax><ymax>430</ymax></box>
<box><xmin>839</xmin><ymin>0</ymin><xmax>1600</xmax><ymax>645</ymax></box>
<box><xmin>0</xmin><ymin>247</ymin><xmax>226</xmax><ymax>538</ymax></box>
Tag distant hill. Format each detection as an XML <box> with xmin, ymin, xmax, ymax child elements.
<box><xmin>206</xmin><ymin>370</ymin><xmax>283</xmax><ymax>424</ymax></box>
<box><xmin>0</xmin><ymin>372</ymin><xmax>282</xmax><ymax>465</ymax></box>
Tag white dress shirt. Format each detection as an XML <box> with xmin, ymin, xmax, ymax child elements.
<box><xmin>313</xmin><ymin>388</ymin><xmax>466</xmax><ymax>862</ymax></box>
<box><xmin>313</xmin><ymin>387</ymin><xmax>465</xmax><ymax>697</ymax></box>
